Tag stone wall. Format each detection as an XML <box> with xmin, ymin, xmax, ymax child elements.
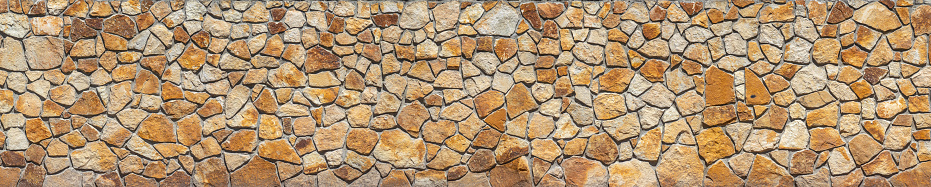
<box><xmin>1</xmin><ymin>0</ymin><xmax>930</xmax><ymax>186</ymax></box>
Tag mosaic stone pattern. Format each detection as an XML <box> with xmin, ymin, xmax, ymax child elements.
<box><xmin>0</xmin><ymin>0</ymin><xmax>931</xmax><ymax>186</ymax></box>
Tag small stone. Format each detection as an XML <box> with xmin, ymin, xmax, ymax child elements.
<box><xmin>0</xmin><ymin>13</ymin><xmax>30</xmax><ymax>38</ymax></box>
<box><xmin>849</xmin><ymin>134</ymin><xmax>883</xmax><ymax>165</ymax></box>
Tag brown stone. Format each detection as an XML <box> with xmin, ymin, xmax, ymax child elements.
<box><xmin>231</xmin><ymin>157</ymin><xmax>280</xmax><ymax>187</ymax></box>
<box><xmin>849</xmin><ymin>134</ymin><xmax>883</xmax><ymax>165</ymax></box>
<box><xmin>520</xmin><ymin>3</ymin><xmax>542</xmax><ymax>30</ymax></box>
<box><xmin>137</xmin><ymin>114</ymin><xmax>176</xmax><ymax>143</ymax></box>
<box><xmin>490</xmin><ymin>156</ymin><xmax>532</xmax><ymax>187</ymax></box>
<box><xmin>585</xmin><ymin>133</ymin><xmax>618</xmax><ymax>164</ymax></box>
<box><xmin>70</xmin><ymin>91</ymin><xmax>106</xmax><ymax>116</ymax></box>
<box><xmin>372</xmin><ymin>14</ymin><xmax>398</xmax><ymax>27</ymax></box>
<box><xmin>745</xmin><ymin>70</ymin><xmax>770</xmax><ymax>105</ymax></box>
<box><xmin>222</xmin><ymin>130</ymin><xmax>257</xmax><ymax>152</ymax></box>
<box><xmin>642</xmin><ymin>23</ymin><xmax>661</xmax><ymax>40</ymax></box>
<box><xmin>562</xmin><ymin>157</ymin><xmax>608</xmax><ymax>186</ymax></box>
<box><xmin>810</xmin><ymin>128</ymin><xmax>845</xmax><ymax>151</ymax></box>
<box><xmin>397</xmin><ymin>102</ymin><xmax>429</xmax><ymax>134</ymax></box>
<box><xmin>505</xmin><ymin>84</ymin><xmax>537</xmax><ymax>118</ymax></box>
<box><xmin>305</xmin><ymin>46</ymin><xmax>340</xmax><ymax>73</ymax></box>
<box><xmin>473</xmin><ymin>90</ymin><xmax>505</xmax><ymax>118</ymax></box>
<box><xmin>193</xmin><ymin>158</ymin><xmax>229</xmax><ymax>187</ymax></box>
<box><xmin>536</xmin><ymin>3</ymin><xmax>565</xmax><ymax>19</ymax></box>
<box><xmin>704</xmin><ymin>160</ymin><xmax>744</xmax><ymax>186</ymax></box>
<box><xmin>862</xmin><ymin>151</ymin><xmax>897</xmax><ymax>176</ymax></box>
<box><xmin>346</xmin><ymin>128</ymin><xmax>378</xmax><ymax>155</ymax></box>
<box><xmin>600</xmin><ymin>68</ymin><xmax>635</xmax><ymax>93</ymax></box>
<box><xmin>759</xmin><ymin>3</ymin><xmax>795</xmax><ymax>23</ymax></box>
<box><xmin>649</xmin><ymin>6</ymin><xmax>666</xmax><ymax>21</ymax></box>
<box><xmin>468</xmin><ymin>149</ymin><xmax>496</xmax><ymax>172</ymax></box>
<box><xmin>705</xmin><ymin>66</ymin><xmax>735</xmax><ymax>106</ymax></box>
<box><xmin>493</xmin><ymin>38</ymin><xmax>517</xmax><ymax>62</ymax></box>
<box><xmin>889</xmin><ymin>162</ymin><xmax>931</xmax><ymax>186</ymax></box>
<box><xmin>827</xmin><ymin>2</ymin><xmax>854</xmax><ymax>24</ymax></box>
<box><xmin>863</xmin><ymin>67</ymin><xmax>888</xmax><ymax>85</ymax></box>
<box><xmin>914</xmin><ymin>5</ymin><xmax>931</xmax><ymax>35</ymax></box>
<box><xmin>703</xmin><ymin>105</ymin><xmax>736</xmax><ymax>127</ymax></box>
<box><xmin>790</xmin><ymin>150</ymin><xmax>818</xmax><ymax>175</ymax></box>
<box><xmin>747</xmin><ymin>155</ymin><xmax>793</xmax><ymax>186</ymax></box>
<box><xmin>495</xmin><ymin>135</ymin><xmax>529</xmax><ymax>164</ymax></box>
<box><xmin>806</xmin><ymin>104</ymin><xmax>838</xmax><ymax>127</ymax></box>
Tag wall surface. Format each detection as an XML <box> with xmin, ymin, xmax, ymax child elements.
<box><xmin>1</xmin><ymin>0</ymin><xmax>930</xmax><ymax>186</ymax></box>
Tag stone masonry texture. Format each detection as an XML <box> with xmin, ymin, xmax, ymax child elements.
<box><xmin>2</xmin><ymin>0</ymin><xmax>931</xmax><ymax>186</ymax></box>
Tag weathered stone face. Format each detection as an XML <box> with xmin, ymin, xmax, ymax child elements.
<box><xmin>0</xmin><ymin>1</ymin><xmax>923</xmax><ymax>185</ymax></box>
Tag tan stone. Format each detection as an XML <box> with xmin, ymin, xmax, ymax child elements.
<box><xmin>705</xmin><ymin>66</ymin><xmax>735</xmax><ymax>106</ymax></box>
<box><xmin>397</xmin><ymin>102</ymin><xmax>429</xmax><ymax>134</ymax></box>
<box><xmin>877</xmin><ymin>97</ymin><xmax>907</xmax><ymax>119</ymax></box>
<box><xmin>585</xmin><ymin>133</ymin><xmax>618</xmax><ymax>164</ymax></box>
<box><xmin>852</xmin><ymin>2</ymin><xmax>903</xmax><ymax>32</ymax></box>
<box><xmin>696</xmin><ymin>127</ymin><xmax>735</xmax><ymax>163</ymax></box>
<box><xmin>231</xmin><ymin>157</ymin><xmax>280</xmax><ymax>187</ymax></box>
<box><xmin>810</xmin><ymin>128</ymin><xmax>845</xmax><ymax>151</ymax></box>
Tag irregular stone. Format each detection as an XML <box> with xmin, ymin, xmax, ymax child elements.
<box><xmin>562</xmin><ymin>157</ymin><xmax>608</xmax><ymax>187</ymax></box>
<box><xmin>657</xmin><ymin>145</ymin><xmax>704</xmax><ymax>186</ymax></box>
<box><xmin>696</xmin><ymin>127</ymin><xmax>735</xmax><ymax>162</ymax></box>
<box><xmin>747</xmin><ymin>155</ymin><xmax>793</xmax><ymax>186</ymax></box>
<box><xmin>373</xmin><ymin>130</ymin><xmax>426</xmax><ymax>168</ymax></box>
<box><xmin>475</xmin><ymin>3</ymin><xmax>520</xmax><ymax>36</ymax></box>
<box><xmin>852</xmin><ymin>2</ymin><xmax>903</xmax><ymax>32</ymax></box>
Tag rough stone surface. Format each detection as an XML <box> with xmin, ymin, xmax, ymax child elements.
<box><xmin>0</xmin><ymin>1</ymin><xmax>918</xmax><ymax>185</ymax></box>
